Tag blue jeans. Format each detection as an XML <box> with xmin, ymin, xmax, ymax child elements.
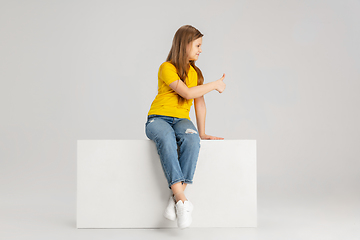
<box><xmin>145</xmin><ymin>115</ymin><xmax>201</xmax><ymax>189</ymax></box>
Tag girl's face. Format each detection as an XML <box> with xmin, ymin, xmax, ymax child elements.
<box><xmin>187</xmin><ymin>37</ymin><xmax>202</xmax><ymax>61</ymax></box>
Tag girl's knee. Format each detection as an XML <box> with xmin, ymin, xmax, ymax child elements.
<box><xmin>181</xmin><ymin>133</ymin><xmax>200</xmax><ymax>148</ymax></box>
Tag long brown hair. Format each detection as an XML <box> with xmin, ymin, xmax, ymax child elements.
<box><xmin>166</xmin><ymin>25</ymin><xmax>204</xmax><ymax>104</ymax></box>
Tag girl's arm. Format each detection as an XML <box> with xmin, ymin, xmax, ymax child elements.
<box><xmin>194</xmin><ymin>96</ymin><xmax>224</xmax><ymax>140</ymax></box>
<box><xmin>169</xmin><ymin>74</ymin><xmax>225</xmax><ymax>100</ymax></box>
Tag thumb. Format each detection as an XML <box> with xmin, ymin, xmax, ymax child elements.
<box><xmin>221</xmin><ymin>73</ymin><xmax>225</xmax><ymax>80</ymax></box>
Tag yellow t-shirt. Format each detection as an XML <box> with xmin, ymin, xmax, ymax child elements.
<box><xmin>148</xmin><ymin>61</ymin><xmax>198</xmax><ymax>120</ymax></box>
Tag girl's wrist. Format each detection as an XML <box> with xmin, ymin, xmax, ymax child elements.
<box><xmin>211</xmin><ymin>81</ymin><xmax>217</xmax><ymax>91</ymax></box>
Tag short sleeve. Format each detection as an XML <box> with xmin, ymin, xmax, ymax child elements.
<box><xmin>159</xmin><ymin>62</ymin><xmax>180</xmax><ymax>86</ymax></box>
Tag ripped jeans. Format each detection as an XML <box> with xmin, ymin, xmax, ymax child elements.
<box><xmin>145</xmin><ymin>115</ymin><xmax>201</xmax><ymax>189</ymax></box>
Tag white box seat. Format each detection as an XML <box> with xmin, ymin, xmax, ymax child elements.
<box><xmin>77</xmin><ymin>140</ymin><xmax>257</xmax><ymax>228</ymax></box>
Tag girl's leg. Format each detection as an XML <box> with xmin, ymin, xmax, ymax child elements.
<box><xmin>170</xmin><ymin>182</ymin><xmax>188</xmax><ymax>203</ymax></box>
<box><xmin>145</xmin><ymin>116</ymin><xmax>186</xmax><ymax>189</ymax></box>
<box><xmin>173</xmin><ymin>119</ymin><xmax>201</xmax><ymax>186</ymax></box>
<box><xmin>171</xmin><ymin>182</ymin><xmax>187</xmax><ymax>203</ymax></box>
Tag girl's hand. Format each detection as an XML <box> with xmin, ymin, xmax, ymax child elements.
<box><xmin>215</xmin><ymin>73</ymin><xmax>226</xmax><ymax>93</ymax></box>
<box><xmin>200</xmin><ymin>134</ymin><xmax>224</xmax><ymax>140</ymax></box>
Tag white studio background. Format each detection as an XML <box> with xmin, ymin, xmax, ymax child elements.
<box><xmin>1</xmin><ymin>0</ymin><xmax>359</xmax><ymax>217</ymax></box>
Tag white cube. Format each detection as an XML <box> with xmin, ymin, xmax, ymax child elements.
<box><xmin>77</xmin><ymin>140</ymin><xmax>257</xmax><ymax>228</ymax></box>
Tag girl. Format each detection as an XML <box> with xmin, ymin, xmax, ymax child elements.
<box><xmin>145</xmin><ymin>25</ymin><xmax>226</xmax><ymax>229</ymax></box>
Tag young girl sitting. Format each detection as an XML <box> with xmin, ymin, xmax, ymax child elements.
<box><xmin>145</xmin><ymin>25</ymin><xmax>226</xmax><ymax>229</ymax></box>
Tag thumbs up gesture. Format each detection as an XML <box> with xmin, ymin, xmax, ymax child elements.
<box><xmin>215</xmin><ymin>73</ymin><xmax>226</xmax><ymax>93</ymax></box>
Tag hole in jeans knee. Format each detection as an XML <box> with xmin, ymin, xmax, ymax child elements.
<box><xmin>185</xmin><ymin>129</ymin><xmax>197</xmax><ymax>134</ymax></box>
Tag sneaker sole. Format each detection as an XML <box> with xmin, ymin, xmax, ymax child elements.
<box><xmin>178</xmin><ymin>217</ymin><xmax>192</xmax><ymax>229</ymax></box>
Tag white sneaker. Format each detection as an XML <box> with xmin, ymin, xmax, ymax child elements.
<box><xmin>163</xmin><ymin>195</ymin><xmax>176</xmax><ymax>221</ymax></box>
<box><xmin>175</xmin><ymin>200</ymin><xmax>193</xmax><ymax>229</ymax></box>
